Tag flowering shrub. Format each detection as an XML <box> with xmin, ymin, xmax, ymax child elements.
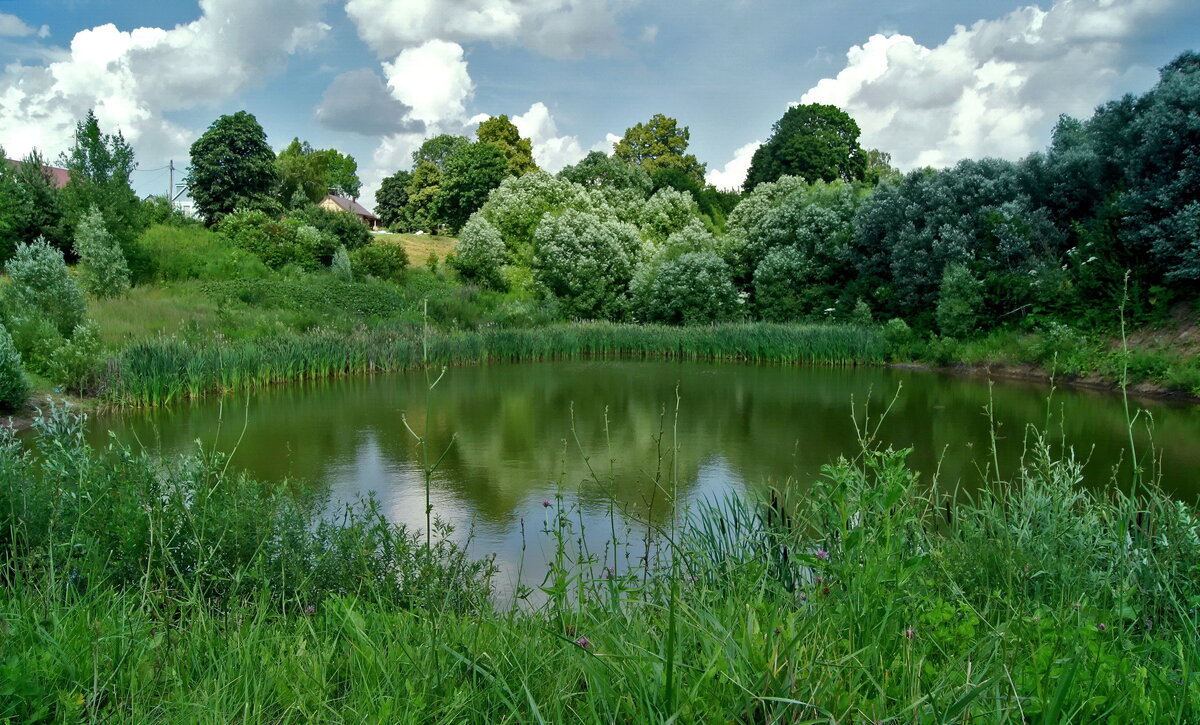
<box><xmin>454</xmin><ymin>214</ymin><xmax>508</xmax><ymax>290</ymax></box>
<box><xmin>532</xmin><ymin>210</ymin><xmax>640</xmax><ymax>320</ymax></box>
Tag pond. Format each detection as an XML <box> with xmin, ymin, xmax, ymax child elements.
<box><xmin>86</xmin><ymin>361</ymin><xmax>1200</xmax><ymax>596</ymax></box>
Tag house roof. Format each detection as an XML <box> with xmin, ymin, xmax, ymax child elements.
<box><xmin>323</xmin><ymin>194</ymin><xmax>378</xmax><ymax>220</ymax></box>
<box><xmin>5</xmin><ymin>159</ymin><xmax>71</xmax><ymax>189</ymax></box>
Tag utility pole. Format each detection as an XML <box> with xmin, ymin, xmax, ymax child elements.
<box><xmin>168</xmin><ymin>160</ymin><xmax>174</xmax><ymax>206</ymax></box>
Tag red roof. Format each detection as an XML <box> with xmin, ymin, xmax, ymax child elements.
<box><xmin>5</xmin><ymin>159</ymin><xmax>70</xmax><ymax>189</ymax></box>
<box><xmin>324</xmin><ymin>194</ymin><xmax>378</xmax><ymax>220</ymax></box>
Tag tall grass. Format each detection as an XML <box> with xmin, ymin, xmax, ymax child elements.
<box><xmin>3</xmin><ymin>405</ymin><xmax>1198</xmax><ymax>722</ymax></box>
<box><xmin>105</xmin><ymin>322</ymin><xmax>885</xmax><ymax>407</ymax></box>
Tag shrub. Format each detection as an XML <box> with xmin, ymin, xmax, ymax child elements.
<box><xmin>7</xmin><ymin>316</ymin><xmax>65</xmax><ymax>374</ymax></box>
<box><xmin>288</xmin><ymin>204</ymin><xmax>371</xmax><ymax>255</ymax></box>
<box><xmin>881</xmin><ymin>318</ymin><xmax>916</xmax><ymax>360</ymax></box>
<box><xmin>139</xmin><ymin>224</ymin><xmax>269</xmax><ymax>282</ymax></box>
<box><xmin>351</xmin><ymin>243</ymin><xmax>408</xmax><ymax>281</ymax></box>
<box><xmin>532</xmin><ymin>210</ymin><xmax>640</xmax><ymax>321</ymax></box>
<box><xmin>0</xmin><ymin>323</ymin><xmax>30</xmax><ymax>411</ymax></box>
<box><xmin>849</xmin><ymin>298</ymin><xmax>873</xmax><ymax>325</ymax></box>
<box><xmin>3</xmin><ymin>239</ymin><xmax>87</xmax><ymax>337</ymax></box>
<box><xmin>73</xmin><ymin>206</ymin><xmax>131</xmax><ymax>298</ymax></box>
<box><xmin>218</xmin><ymin>210</ymin><xmax>320</xmax><ymax>270</ymax></box>
<box><xmin>936</xmin><ymin>263</ymin><xmax>984</xmax><ymax>338</ymax></box>
<box><xmin>753</xmin><ymin>246</ymin><xmax>819</xmax><ymax>322</ymax></box>
<box><xmin>633</xmin><ymin>251</ymin><xmax>737</xmax><ymax>325</ymax></box>
<box><xmin>46</xmin><ymin>321</ymin><xmax>103</xmax><ymax>393</ymax></box>
<box><xmin>480</xmin><ymin>171</ymin><xmax>587</xmax><ymax>258</ymax></box>
<box><xmin>454</xmin><ymin>214</ymin><xmax>507</xmax><ymax>289</ymax></box>
<box><xmin>201</xmin><ymin>278</ymin><xmax>407</xmax><ymax>318</ymax></box>
<box><xmin>637</xmin><ymin>187</ymin><xmax>701</xmax><ymax>242</ymax></box>
<box><xmin>331</xmin><ymin>245</ymin><xmax>353</xmax><ymax>282</ymax></box>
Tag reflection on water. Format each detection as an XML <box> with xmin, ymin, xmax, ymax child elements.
<box><xmin>86</xmin><ymin>361</ymin><xmax>1200</xmax><ymax>593</ymax></box>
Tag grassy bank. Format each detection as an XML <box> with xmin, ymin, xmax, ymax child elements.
<box><xmin>2</xmin><ymin>408</ymin><xmax>1197</xmax><ymax>722</ymax></box>
<box><xmin>105</xmin><ymin>322</ymin><xmax>884</xmax><ymax>407</ymax></box>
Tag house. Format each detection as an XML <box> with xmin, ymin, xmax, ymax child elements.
<box><xmin>4</xmin><ymin>159</ymin><xmax>71</xmax><ymax>189</ymax></box>
<box><xmin>319</xmin><ymin>194</ymin><xmax>380</xmax><ymax>229</ymax></box>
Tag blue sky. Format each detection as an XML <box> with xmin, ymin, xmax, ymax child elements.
<box><xmin>1</xmin><ymin>0</ymin><xmax>1197</xmax><ymax>204</ymax></box>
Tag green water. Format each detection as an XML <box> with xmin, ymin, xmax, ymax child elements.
<box><xmin>85</xmin><ymin>361</ymin><xmax>1200</xmax><ymax>591</ymax></box>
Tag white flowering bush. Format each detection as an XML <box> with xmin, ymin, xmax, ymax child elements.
<box><xmin>532</xmin><ymin>210</ymin><xmax>640</xmax><ymax>320</ymax></box>
<box><xmin>632</xmin><ymin>250</ymin><xmax>737</xmax><ymax>325</ymax></box>
<box><xmin>479</xmin><ymin>172</ymin><xmax>588</xmax><ymax>259</ymax></box>
<box><xmin>74</xmin><ymin>206</ymin><xmax>131</xmax><ymax>299</ymax></box>
<box><xmin>454</xmin><ymin>214</ymin><xmax>508</xmax><ymax>290</ymax></box>
<box><xmin>636</xmin><ymin>188</ymin><xmax>700</xmax><ymax>242</ymax></box>
<box><xmin>3</xmin><ymin>238</ymin><xmax>88</xmax><ymax>337</ymax></box>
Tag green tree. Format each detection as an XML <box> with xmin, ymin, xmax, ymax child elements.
<box><xmin>558</xmin><ymin>151</ymin><xmax>652</xmax><ymax>195</ymax></box>
<box><xmin>74</xmin><ymin>205</ymin><xmax>131</xmax><ymax>298</ymax></box>
<box><xmin>936</xmin><ymin>263</ymin><xmax>984</xmax><ymax>338</ymax></box>
<box><xmin>435</xmin><ymin>142</ymin><xmax>509</xmax><ymax>232</ymax></box>
<box><xmin>744</xmin><ymin>104</ymin><xmax>867</xmax><ymax>191</ymax></box>
<box><xmin>0</xmin><ymin>322</ymin><xmax>30</xmax><ymax>412</ymax></box>
<box><xmin>276</xmin><ymin>138</ymin><xmax>330</xmax><ymax>205</ymax></box>
<box><xmin>862</xmin><ymin>148</ymin><xmax>901</xmax><ymax>185</ymax></box>
<box><xmin>413</xmin><ymin>135</ymin><xmax>470</xmax><ymax>172</ymax></box>
<box><xmin>532</xmin><ymin>209</ymin><xmax>640</xmax><ymax>320</ymax></box>
<box><xmin>633</xmin><ymin>251</ymin><xmax>737</xmax><ymax>325</ymax></box>
<box><xmin>613</xmin><ymin>114</ymin><xmax>706</xmax><ymax>184</ymax></box>
<box><xmin>405</xmin><ymin>161</ymin><xmax>443</xmax><ymax>233</ymax></box>
<box><xmin>323</xmin><ymin>149</ymin><xmax>362</xmax><ymax>198</ymax></box>
<box><xmin>3</xmin><ymin>238</ymin><xmax>88</xmax><ymax>338</ymax></box>
<box><xmin>454</xmin><ymin>214</ymin><xmax>508</xmax><ymax>290</ymax></box>
<box><xmin>477</xmin><ymin>115</ymin><xmax>538</xmax><ymax>176</ymax></box>
<box><xmin>1</xmin><ymin>149</ymin><xmax>69</xmax><ymax>259</ymax></box>
<box><xmin>375</xmin><ymin>170</ymin><xmax>413</xmax><ymax>230</ymax></box>
<box><xmin>187</xmin><ymin>111</ymin><xmax>278</xmax><ymax>224</ymax></box>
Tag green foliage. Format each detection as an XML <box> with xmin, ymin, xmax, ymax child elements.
<box><xmin>201</xmin><ymin>277</ymin><xmax>408</xmax><ymax>320</ymax></box>
<box><xmin>558</xmin><ymin>151</ymin><xmax>652</xmax><ymax>196</ymax></box>
<box><xmin>374</xmin><ymin>169</ymin><xmax>413</xmax><ymax>230</ymax></box>
<box><xmin>454</xmin><ymin>214</ymin><xmax>508</xmax><ymax>290</ymax></box>
<box><xmin>139</xmin><ymin>224</ymin><xmax>269</xmax><ymax>282</ymax></box>
<box><xmin>218</xmin><ymin>210</ymin><xmax>322</xmax><ymax>270</ymax></box>
<box><xmin>479</xmin><ymin>171</ymin><xmax>588</xmax><ymax>259</ymax></box>
<box><xmin>404</xmin><ymin>161</ymin><xmax>444</xmax><ymax>233</ymax></box>
<box><xmin>476</xmin><ymin>115</ymin><xmax>538</xmax><ymax>176</ymax></box>
<box><xmin>0</xmin><ymin>148</ymin><xmax>69</xmax><ymax>261</ymax></box>
<box><xmin>74</xmin><ymin>205</ymin><xmax>131</xmax><ymax>298</ymax></box>
<box><xmin>3</xmin><ymin>238</ymin><xmax>87</xmax><ymax>337</ymax></box>
<box><xmin>413</xmin><ymin>134</ymin><xmax>470</xmax><ymax>172</ymax></box>
<box><xmin>744</xmin><ymin>103</ymin><xmax>867</xmax><ymax>190</ymax></box>
<box><xmin>349</xmin><ymin>243</ymin><xmax>408</xmax><ymax>281</ymax></box>
<box><xmin>435</xmin><ymin>142</ymin><xmax>509</xmax><ymax>232</ymax></box>
<box><xmin>323</xmin><ymin>148</ymin><xmax>362</xmax><ymax>198</ymax></box>
<box><xmin>187</xmin><ymin>111</ymin><xmax>279</xmax><ymax>223</ymax></box>
<box><xmin>936</xmin><ymin>263</ymin><xmax>983</xmax><ymax>338</ymax></box>
<box><xmin>633</xmin><ymin>251</ymin><xmax>737</xmax><ymax>324</ymax></box>
<box><xmin>331</xmin><ymin>244</ymin><xmax>352</xmax><ymax>282</ymax></box>
<box><xmin>613</xmin><ymin>113</ymin><xmax>706</xmax><ymax>184</ymax></box>
<box><xmin>753</xmin><ymin>245</ymin><xmax>818</xmax><ymax>321</ymax></box>
<box><xmin>288</xmin><ymin>204</ymin><xmax>371</xmax><ymax>256</ymax></box>
<box><xmin>5</xmin><ymin>316</ymin><xmax>64</xmax><ymax>374</ymax></box>
<box><xmin>0</xmin><ymin>323</ymin><xmax>30</xmax><ymax>411</ymax></box>
<box><xmin>532</xmin><ymin>210</ymin><xmax>640</xmax><ymax>320</ymax></box>
<box><xmin>637</xmin><ymin>187</ymin><xmax>701</xmax><ymax>242</ymax></box>
<box><xmin>275</xmin><ymin>138</ymin><xmax>330</xmax><ymax>205</ymax></box>
<box><xmin>46</xmin><ymin>321</ymin><xmax>103</xmax><ymax>393</ymax></box>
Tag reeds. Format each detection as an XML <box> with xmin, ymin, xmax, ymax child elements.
<box><xmin>106</xmin><ymin>322</ymin><xmax>885</xmax><ymax>407</ymax></box>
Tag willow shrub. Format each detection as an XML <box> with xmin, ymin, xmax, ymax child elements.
<box><xmin>0</xmin><ymin>323</ymin><xmax>30</xmax><ymax>411</ymax></box>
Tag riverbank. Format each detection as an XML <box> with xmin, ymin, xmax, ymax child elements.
<box><xmin>3</xmin><ymin>407</ymin><xmax>1197</xmax><ymax>722</ymax></box>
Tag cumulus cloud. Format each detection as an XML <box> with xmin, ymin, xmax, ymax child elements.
<box><xmin>512</xmin><ymin>102</ymin><xmax>589</xmax><ymax>172</ymax></box>
<box><xmin>315</xmin><ymin>69</ymin><xmax>425</xmax><ymax>136</ymax></box>
<box><xmin>0</xmin><ymin>12</ymin><xmax>48</xmax><ymax>38</ymax></box>
<box><xmin>590</xmin><ymin>133</ymin><xmax>622</xmax><ymax>154</ymax></box>
<box><xmin>382</xmin><ymin>40</ymin><xmax>474</xmax><ymax>126</ymax></box>
<box><xmin>706</xmin><ymin>140</ymin><xmax>761</xmax><ymax>191</ymax></box>
<box><xmin>344</xmin><ymin>0</ymin><xmax>628</xmax><ymax>60</ymax></box>
<box><xmin>801</xmin><ymin>0</ymin><xmax>1175</xmax><ymax>169</ymax></box>
<box><xmin>0</xmin><ymin>0</ymin><xmax>329</xmax><ymax>163</ymax></box>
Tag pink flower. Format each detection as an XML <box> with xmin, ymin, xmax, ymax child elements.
<box><xmin>542</xmin><ymin>500</ymin><xmax>551</xmax><ymax>507</ymax></box>
<box><xmin>1096</xmin><ymin>623</ymin><xmax>1108</xmax><ymax>632</ymax></box>
<box><xmin>303</xmin><ymin>604</ymin><xmax>315</xmax><ymax>615</ymax></box>
<box><xmin>815</xmin><ymin>549</ymin><xmax>830</xmax><ymax>561</ymax></box>
<box><xmin>575</xmin><ymin>636</ymin><xmax>591</xmax><ymax>649</ymax></box>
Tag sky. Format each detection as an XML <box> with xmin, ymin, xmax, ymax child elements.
<box><xmin>0</xmin><ymin>0</ymin><xmax>1196</xmax><ymax>207</ymax></box>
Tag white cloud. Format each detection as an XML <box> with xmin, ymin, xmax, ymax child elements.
<box><xmin>512</xmin><ymin>102</ymin><xmax>589</xmax><ymax>172</ymax></box>
<box><xmin>0</xmin><ymin>12</ymin><xmax>48</xmax><ymax>38</ymax></box>
<box><xmin>382</xmin><ymin>40</ymin><xmax>474</xmax><ymax>126</ymax></box>
<box><xmin>706</xmin><ymin>140</ymin><xmax>761</xmax><ymax>191</ymax></box>
<box><xmin>344</xmin><ymin>0</ymin><xmax>628</xmax><ymax>59</ymax></box>
<box><xmin>801</xmin><ymin>0</ymin><xmax>1175</xmax><ymax>169</ymax></box>
<box><xmin>590</xmin><ymin>133</ymin><xmax>622</xmax><ymax>154</ymax></box>
<box><xmin>0</xmin><ymin>0</ymin><xmax>329</xmax><ymax>164</ymax></box>
<box><xmin>315</xmin><ymin>68</ymin><xmax>425</xmax><ymax>136</ymax></box>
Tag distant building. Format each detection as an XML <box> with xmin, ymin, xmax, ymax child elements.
<box><xmin>4</xmin><ymin>159</ymin><xmax>71</xmax><ymax>189</ymax></box>
<box><xmin>319</xmin><ymin>194</ymin><xmax>379</xmax><ymax>229</ymax></box>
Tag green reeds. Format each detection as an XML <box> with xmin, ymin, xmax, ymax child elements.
<box><xmin>106</xmin><ymin>322</ymin><xmax>885</xmax><ymax>407</ymax></box>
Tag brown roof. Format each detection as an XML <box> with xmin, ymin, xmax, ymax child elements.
<box><xmin>323</xmin><ymin>194</ymin><xmax>378</xmax><ymax>220</ymax></box>
<box><xmin>5</xmin><ymin>159</ymin><xmax>70</xmax><ymax>189</ymax></box>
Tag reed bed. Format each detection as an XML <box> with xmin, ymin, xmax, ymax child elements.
<box><xmin>106</xmin><ymin>322</ymin><xmax>884</xmax><ymax>407</ymax></box>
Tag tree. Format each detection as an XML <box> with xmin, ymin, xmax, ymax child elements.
<box><xmin>435</xmin><ymin>142</ymin><xmax>509</xmax><ymax>232</ymax></box>
<box><xmin>0</xmin><ymin>323</ymin><xmax>30</xmax><ymax>412</ymax></box>
<box><xmin>74</xmin><ymin>206</ymin><xmax>131</xmax><ymax>298</ymax></box>
<box><xmin>454</xmin><ymin>214</ymin><xmax>508</xmax><ymax>290</ymax></box>
<box><xmin>936</xmin><ymin>263</ymin><xmax>983</xmax><ymax>337</ymax></box>
<box><xmin>633</xmin><ymin>251</ymin><xmax>737</xmax><ymax>325</ymax></box>
<box><xmin>58</xmin><ymin>111</ymin><xmax>146</xmax><ymax>276</ymax></box>
<box><xmin>532</xmin><ymin>209</ymin><xmax>640</xmax><ymax>320</ymax></box>
<box><xmin>613</xmin><ymin>114</ymin><xmax>706</xmax><ymax>184</ymax></box>
<box><xmin>323</xmin><ymin>149</ymin><xmax>362</xmax><ymax>198</ymax></box>
<box><xmin>276</xmin><ymin>138</ymin><xmax>330</xmax><ymax>206</ymax></box>
<box><xmin>413</xmin><ymin>135</ymin><xmax>470</xmax><ymax>172</ymax></box>
<box><xmin>477</xmin><ymin>115</ymin><xmax>538</xmax><ymax>176</ymax></box>
<box><xmin>1</xmin><ymin>149</ymin><xmax>68</xmax><ymax>259</ymax></box>
<box><xmin>558</xmin><ymin>151</ymin><xmax>653</xmax><ymax>195</ymax></box>
<box><xmin>744</xmin><ymin>104</ymin><xmax>867</xmax><ymax>191</ymax></box>
<box><xmin>404</xmin><ymin>161</ymin><xmax>443</xmax><ymax>233</ymax></box>
<box><xmin>3</xmin><ymin>239</ymin><xmax>88</xmax><ymax>338</ymax></box>
<box><xmin>375</xmin><ymin>170</ymin><xmax>413</xmax><ymax>230</ymax></box>
<box><xmin>862</xmin><ymin>149</ymin><xmax>901</xmax><ymax>185</ymax></box>
<box><xmin>187</xmin><ymin>111</ymin><xmax>278</xmax><ymax>224</ymax></box>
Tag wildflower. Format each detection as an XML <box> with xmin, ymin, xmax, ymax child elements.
<box><xmin>904</xmin><ymin>627</ymin><xmax>915</xmax><ymax>640</ymax></box>
<box><xmin>1073</xmin><ymin>603</ymin><xmax>1081</xmax><ymax>611</ymax></box>
<box><xmin>575</xmin><ymin>636</ymin><xmax>591</xmax><ymax>649</ymax></box>
<box><xmin>542</xmin><ymin>500</ymin><xmax>551</xmax><ymax>507</ymax></box>
<box><xmin>303</xmin><ymin>604</ymin><xmax>315</xmax><ymax>615</ymax></box>
<box><xmin>815</xmin><ymin>549</ymin><xmax>829</xmax><ymax>561</ymax></box>
<box><xmin>1097</xmin><ymin>623</ymin><xmax>1107</xmax><ymax>632</ymax></box>
<box><xmin>604</xmin><ymin>566</ymin><xmax>615</xmax><ymax>579</ymax></box>
<box><xmin>798</xmin><ymin>592</ymin><xmax>808</xmax><ymax>601</ymax></box>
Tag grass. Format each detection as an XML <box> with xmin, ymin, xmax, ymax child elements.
<box><xmin>103</xmin><ymin>322</ymin><xmax>885</xmax><ymax>407</ymax></box>
<box><xmin>376</xmin><ymin>232</ymin><xmax>458</xmax><ymax>265</ymax></box>
<box><xmin>2</xmin><ymin>405</ymin><xmax>1197</xmax><ymax>722</ymax></box>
